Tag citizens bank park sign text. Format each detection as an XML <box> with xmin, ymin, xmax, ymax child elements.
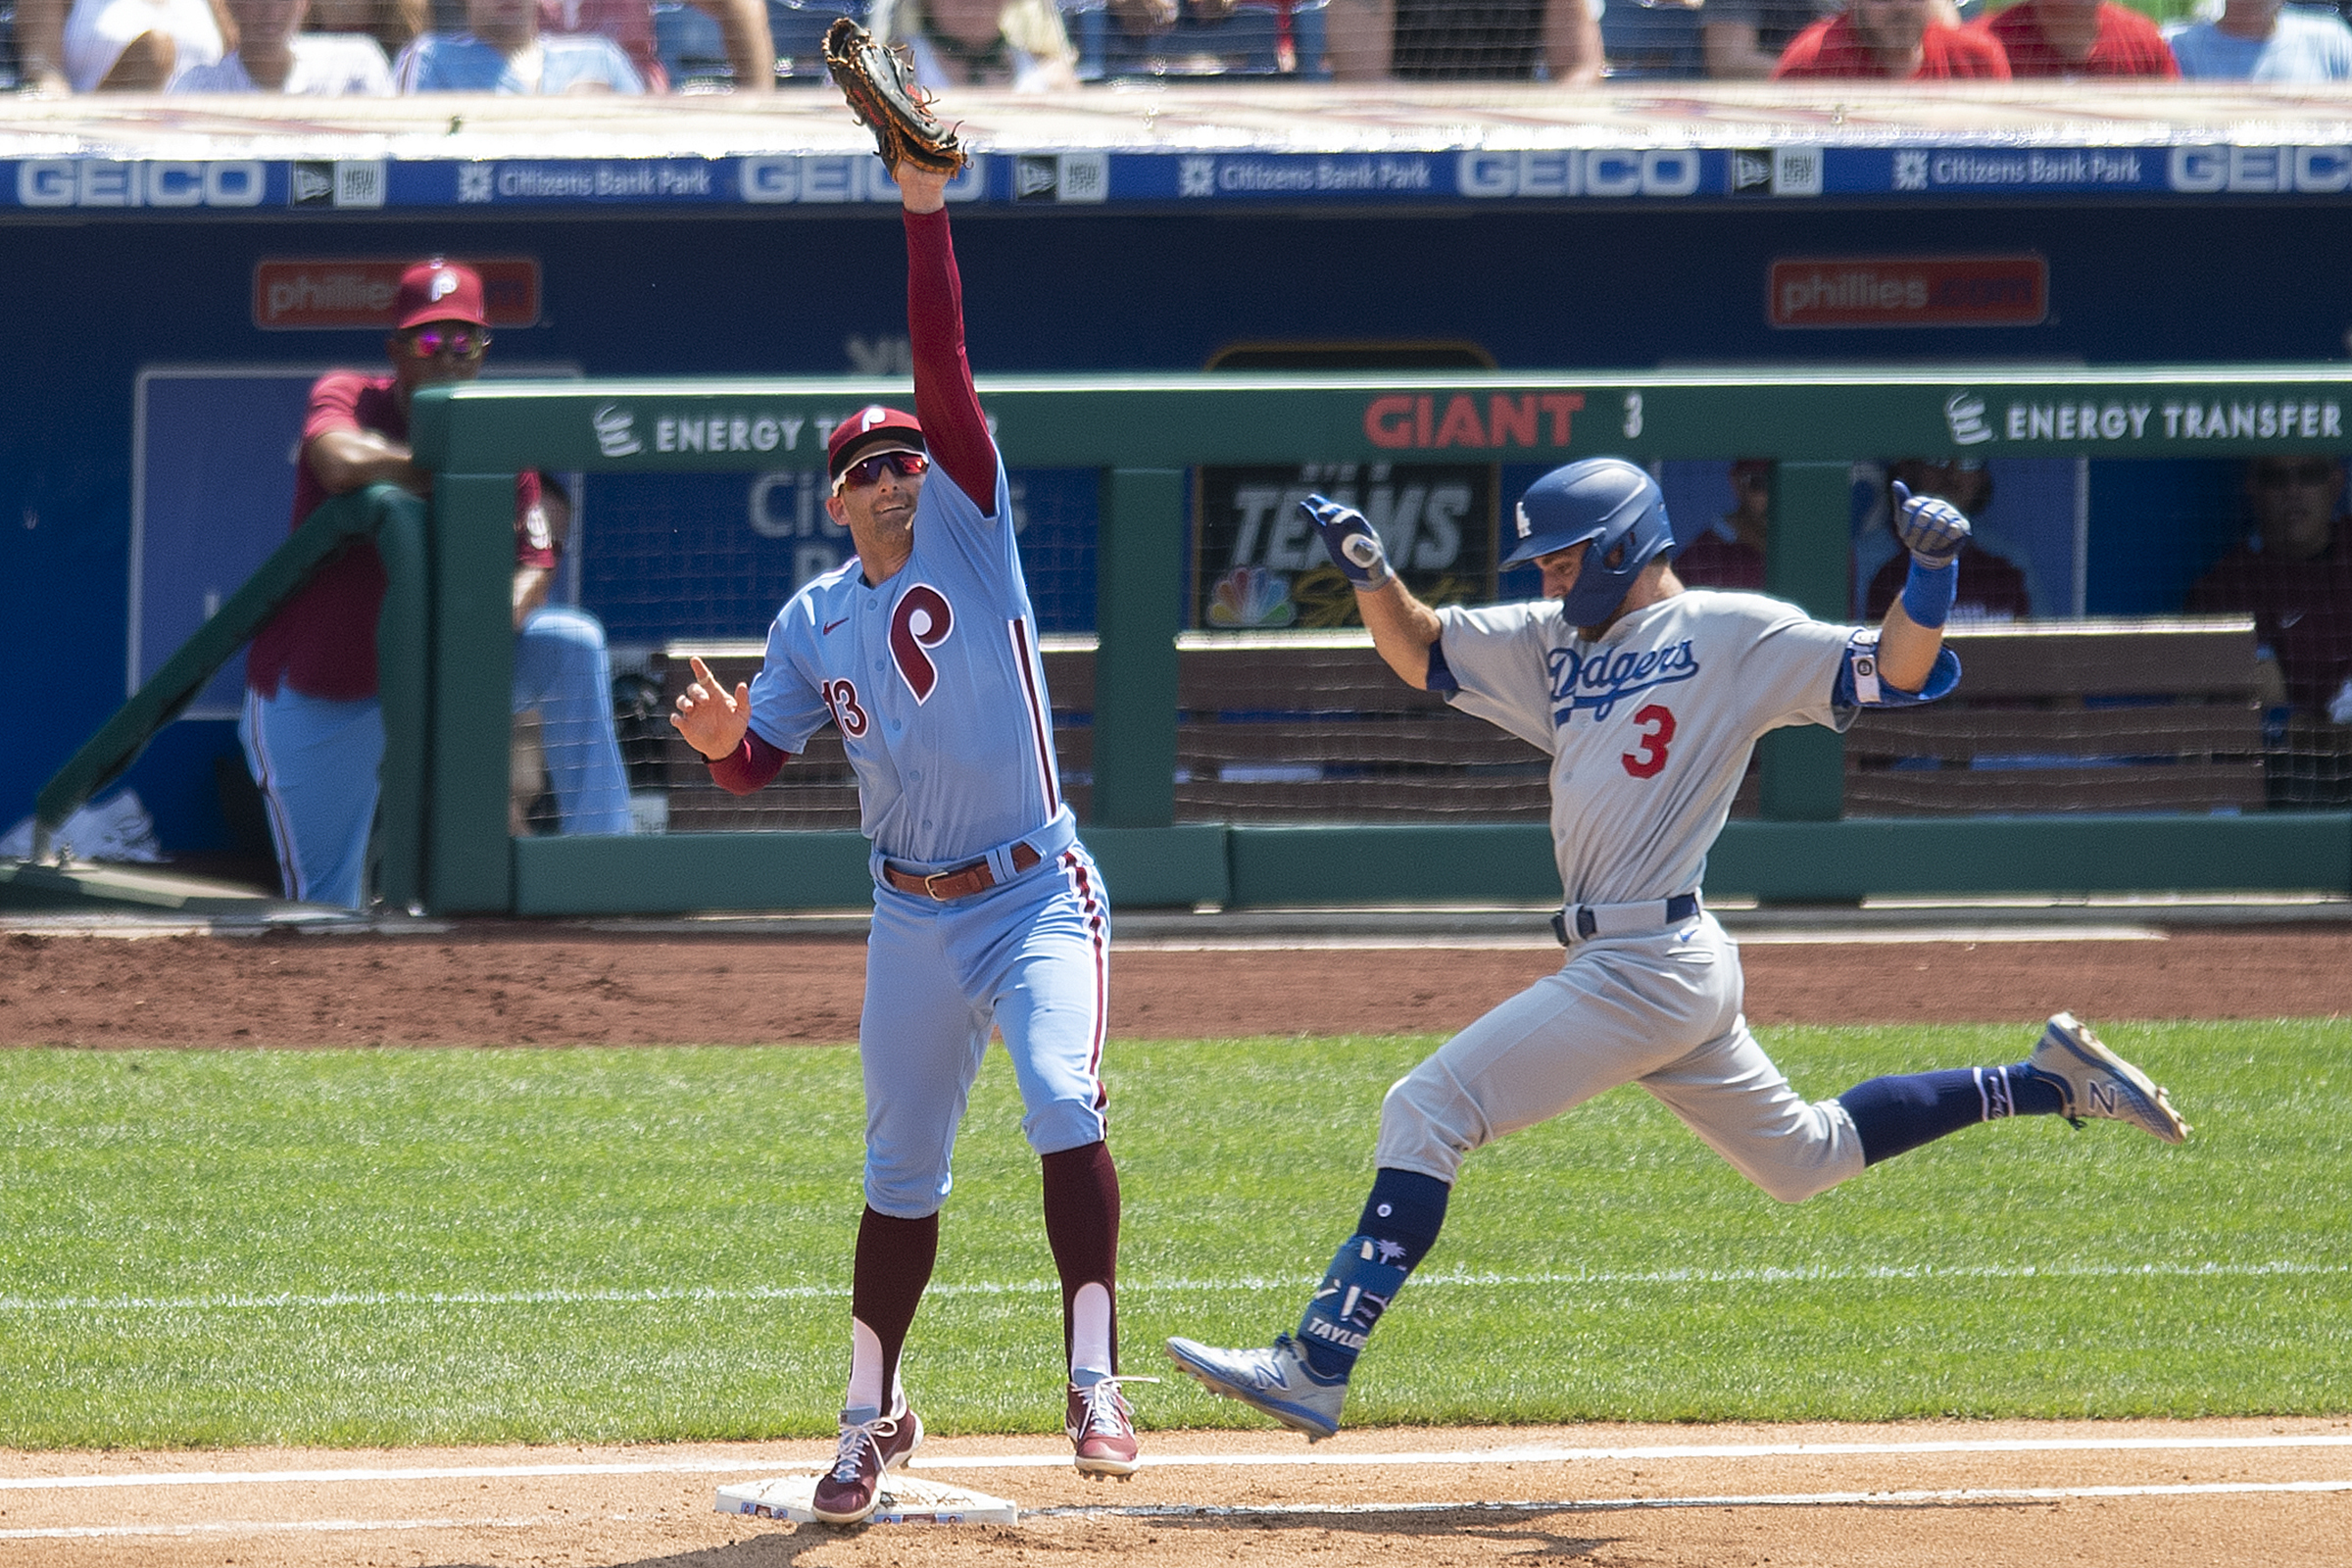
<box><xmin>16</xmin><ymin>142</ymin><xmax>2352</xmax><ymax>213</ymax></box>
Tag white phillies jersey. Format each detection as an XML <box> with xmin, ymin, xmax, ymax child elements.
<box><xmin>745</xmin><ymin>449</ymin><xmax>1064</xmax><ymax>865</ymax></box>
<box><xmin>1436</xmin><ymin>589</ymin><xmax>1856</xmax><ymax>907</ymax></box>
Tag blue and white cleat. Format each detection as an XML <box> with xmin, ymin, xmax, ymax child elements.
<box><xmin>1164</xmin><ymin>1333</ymin><xmax>1348</xmax><ymax>1442</ymax></box>
<box><xmin>2028</xmin><ymin>1011</ymin><xmax>2189</xmax><ymax>1144</ymax></box>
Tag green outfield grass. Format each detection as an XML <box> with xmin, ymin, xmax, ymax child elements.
<box><xmin>0</xmin><ymin>1020</ymin><xmax>2345</xmax><ymax>1448</ymax></box>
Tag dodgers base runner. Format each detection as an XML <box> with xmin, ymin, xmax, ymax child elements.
<box><xmin>1166</xmin><ymin>458</ymin><xmax>2190</xmax><ymax>1441</ymax></box>
<box><xmin>669</xmin><ymin>162</ymin><xmax>1140</xmax><ymax>1523</ymax></box>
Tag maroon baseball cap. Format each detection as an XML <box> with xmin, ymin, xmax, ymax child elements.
<box><xmin>394</xmin><ymin>259</ymin><xmax>490</xmax><ymax>330</ymax></box>
<box><xmin>827</xmin><ymin>405</ymin><xmax>926</xmax><ymax>483</ymax></box>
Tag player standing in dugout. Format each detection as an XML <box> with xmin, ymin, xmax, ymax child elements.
<box><xmin>668</xmin><ymin>119</ymin><xmax>1141</xmax><ymax>1520</ymax></box>
<box><xmin>1167</xmin><ymin>462</ymin><xmax>2191</xmax><ymax>1441</ymax></box>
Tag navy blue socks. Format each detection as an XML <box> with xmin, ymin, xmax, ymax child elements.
<box><xmin>1839</xmin><ymin>1063</ymin><xmax>2065</xmax><ymax>1166</ymax></box>
<box><xmin>1296</xmin><ymin>1168</ymin><xmax>1451</xmax><ymax>1380</ymax></box>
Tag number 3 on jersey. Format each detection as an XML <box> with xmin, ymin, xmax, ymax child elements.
<box><xmin>1621</xmin><ymin>703</ymin><xmax>1676</xmax><ymax>779</ymax></box>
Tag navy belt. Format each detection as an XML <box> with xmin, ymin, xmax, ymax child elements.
<box><xmin>1551</xmin><ymin>892</ymin><xmax>1701</xmax><ymax>947</ymax></box>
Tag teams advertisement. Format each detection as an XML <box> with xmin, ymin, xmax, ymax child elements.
<box><xmin>1194</xmin><ymin>465</ymin><xmax>1494</xmax><ymax>630</ymax></box>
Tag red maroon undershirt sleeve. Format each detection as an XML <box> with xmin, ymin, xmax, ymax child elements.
<box><xmin>904</xmin><ymin>205</ymin><xmax>1000</xmax><ymax>508</ymax></box>
<box><xmin>709</xmin><ymin>731</ymin><xmax>789</xmax><ymax>794</ymax></box>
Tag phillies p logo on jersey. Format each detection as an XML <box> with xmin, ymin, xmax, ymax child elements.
<box><xmin>890</xmin><ymin>583</ymin><xmax>956</xmax><ymax>703</ymax></box>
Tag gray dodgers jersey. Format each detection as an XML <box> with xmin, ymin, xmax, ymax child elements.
<box><xmin>1437</xmin><ymin>589</ymin><xmax>1856</xmax><ymax>907</ymax></box>
<box><xmin>746</xmin><ymin>450</ymin><xmax>1063</xmax><ymax>865</ymax></box>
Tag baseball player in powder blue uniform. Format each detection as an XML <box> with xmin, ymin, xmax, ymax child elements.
<box><xmin>670</xmin><ymin>161</ymin><xmax>1141</xmax><ymax>1524</ymax></box>
<box><xmin>1167</xmin><ymin>459</ymin><xmax>2190</xmax><ymax>1441</ymax></box>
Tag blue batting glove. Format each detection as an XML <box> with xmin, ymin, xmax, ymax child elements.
<box><xmin>1303</xmin><ymin>493</ymin><xmax>1395</xmax><ymax>591</ymax></box>
<box><xmin>1890</xmin><ymin>479</ymin><xmax>1972</xmax><ymax>567</ymax></box>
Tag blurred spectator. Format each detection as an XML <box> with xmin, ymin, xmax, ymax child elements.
<box><xmin>2187</xmin><ymin>456</ymin><xmax>2352</xmax><ymax>806</ymax></box>
<box><xmin>243</xmin><ymin>259</ymin><xmax>632</xmax><ymax>908</ymax></box>
<box><xmin>1980</xmin><ymin>0</ymin><xmax>2176</xmax><ymax>75</ymax></box>
<box><xmin>1328</xmin><ymin>0</ymin><xmax>1601</xmax><ymax>83</ymax></box>
<box><xmin>1676</xmin><ymin>460</ymin><xmax>1772</xmax><ymax>590</ymax></box>
<box><xmin>394</xmin><ymin>0</ymin><xmax>643</xmax><ymax>87</ymax></box>
<box><xmin>306</xmin><ymin>0</ymin><xmax>424</xmax><ymax>59</ymax></box>
<box><xmin>2166</xmin><ymin>0</ymin><xmax>2352</xmax><ymax>78</ymax></box>
<box><xmin>172</xmin><ymin>0</ymin><xmax>393</xmax><ymax>87</ymax></box>
<box><xmin>18</xmin><ymin>0</ymin><xmax>231</xmax><ymax>89</ymax></box>
<box><xmin>1702</xmin><ymin>0</ymin><xmax>1839</xmax><ymax>76</ymax></box>
<box><xmin>881</xmin><ymin>0</ymin><xmax>1078</xmax><ymax>88</ymax></box>
<box><xmin>1773</xmin><ymin>0</ymin><xmax>2011</xmax><ymax>75</ymax></box>
<box><xmin>1863</xmin><ymin>459</ymin><xmax>2032</xmax><ymax>619</ymax></box>
<box><xmin>539</xmin><ymin>0</ymin><xmax>770</xmax><ymax>91</ymax></box>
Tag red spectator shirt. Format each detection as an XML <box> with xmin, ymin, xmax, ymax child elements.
<box><xmin>248</xmin><ymin>370</ymin><xmax>557</xmax><ymax>702</ymax></box>
<box><xmin>1864</xmin><ymin>550</ymin><xmax>2034</xmax><ymax>623</ymax></box>
<box><xmin>1773</xmin><ymin>14</ymin><xmax>2012</xmax><ymax>76</ymax></box>
<box><xmin>1982</xmin><ymin>1</ymin><xmax>2178</xmax><ymax>76</ymax></box>
<box><xmin>1674</xmin><ymin>528</ymin><xmax>1768</xmax><ymax>592</ymax></box>
<box><xmin>2187</xmin><ymin>536</ymin><xmax>2352</xmax><ymax>717</ymax></box>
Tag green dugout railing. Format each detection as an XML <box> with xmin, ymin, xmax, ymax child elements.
<box><xmin>29</xmin><ymin>365</ymin><xmax>2349</xmax><ymax>916</ymax></box>
<box><xmin>25</xmin><ymin>486</ymin><xmax>432</xmax><ymax>908</ymax></box>
<box><xmin>399</xmin><ymin>366</ymin><xmax>2352</xmax><ymax>914</ymax></box>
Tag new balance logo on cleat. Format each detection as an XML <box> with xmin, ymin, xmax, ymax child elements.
<box><xmin>1163</xmin><ymin>1334</ymin><xmax>1348</xmax><ymax>1443</ymax></box>
<box><xmin>2026</xmin><ymin>1012</ymin><xmax>2190</xmax><ymax>1145</ymax></box>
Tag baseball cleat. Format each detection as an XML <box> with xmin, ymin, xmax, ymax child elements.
<box><xmin>1066</xmin><ymin>1373</ymin><xmax>1157</xmax><ymax>1479</ymax></box>
<box><xmin>2027</xmin><ymin>1012</ymin><xmax>2190</xmax><ymax>1144</ymax></box>
<box><xmin>809</xmin><ymin>1399</ymin><xmax>924</xmax><ymax>1525</ymax></box>
<box><xmin>1164</xmin><ymin>1333</ymin><xmax>1348</xmax><ymax>1442</ymax></box>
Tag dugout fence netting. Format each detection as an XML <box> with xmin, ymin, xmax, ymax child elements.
<box><xmin>517</xmin><ymin>452</ymin><xmax>2351</xmax><ymax>844</ymax></box>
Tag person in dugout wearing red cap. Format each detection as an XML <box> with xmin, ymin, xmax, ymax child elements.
<box><xmin>242</xmin><ymin>257</ymin><xmax>632</xmax><ymax>908</ymax></box>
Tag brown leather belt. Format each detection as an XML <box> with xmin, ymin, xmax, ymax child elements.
<box><xmin>882</xmin><ymin>840</ymin><xmax>1044</xmax><ymax>901</ymax></box>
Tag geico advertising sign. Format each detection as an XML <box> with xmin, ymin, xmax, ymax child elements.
<box><xmin>16</xmin><ymin>159</ymin><xmax>266</xmax><ymax>208</ymax></box>
<box><xmin>1457</xmin><ymin>149</ymin><xmax>1703</xmax><ymax>198</ymax></box>
<box><xmin>740</xmin><ymin>155</ymin><xmax>985</xmax><ymax>205</ymax></box>
<box><xmin>2168</xmin><ymin>146</ymin><xmax>2352</xmax><ymax>193</ymax></box>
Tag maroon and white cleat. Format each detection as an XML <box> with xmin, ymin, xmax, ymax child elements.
<box><xmin>1066</xmin><ymin>1374</ymin><xmax>1156</xmax><ymax>1480</ymax></box>
<box><xmin>809</xmin><ymin>1400</ymin><xmax>924</xmax><ymax>1524</ymax></box>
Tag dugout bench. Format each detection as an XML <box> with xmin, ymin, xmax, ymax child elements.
<box><xmin>655</xmin><ymin>616</ymin><xmax>2266</xmax><ymax>830</ymax></box>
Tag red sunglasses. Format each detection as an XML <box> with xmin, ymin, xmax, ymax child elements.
<box><xmin>834</xmin><ymin>450</ymin><xmax>929</xmax><ymax>492</ymax></box>
<box><xmin>405</xmin><ymin>326</ymin><xmax>490</xmax><ymax>359</ymax></box>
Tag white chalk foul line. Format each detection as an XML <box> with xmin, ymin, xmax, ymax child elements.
<box><xmin>9</xmin><ymin>1434</ymin><xmax>2352</xmax><ymax>1494</ymax></box>
<box><xmin>4</xmin><ymin>1258</ymin><xmax>2341</xmax><ymax>1317</ymax></box>
<box><xmin>915</xmin><ymin>1433</ymin><xmax>2352</xmax><ymax>1472</ymax></box>
<box><xmin>1123</xmin><ymin>924</ymin><xmax>2168</xmax><ymax>952</ymax></box>
<box><xmin>0</xmin><ymin>1515</ymin><xmax>546</xmax><ymax>1541</ymax></box>
<box><xmin>1032</xmin><ymin>1478</ymin><xmax>2352</xmax><ymax>1521</ymax></box>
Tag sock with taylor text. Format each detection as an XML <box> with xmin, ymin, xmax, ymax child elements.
<box><xmin>1294</xmin><ymin>1167</ymin><xmax>1451</xmax><ymax>1381</ymax></box>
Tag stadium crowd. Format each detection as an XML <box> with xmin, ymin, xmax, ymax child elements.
<box><xmin>8</xmin><ymin>0</ymin><xmax>2352</xmax><ymax>92</ymax></box>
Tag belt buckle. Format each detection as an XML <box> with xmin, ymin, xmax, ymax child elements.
<box><xmin>922</xmin><ymin>866</ymin><xmax>963</xmax><ymax>900</ymax></box>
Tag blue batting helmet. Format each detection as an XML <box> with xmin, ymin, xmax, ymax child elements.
<box><xmin>1503</xmin><ymin>458</ymin><xmax>1676</xmax><ymax>626</ymax></box>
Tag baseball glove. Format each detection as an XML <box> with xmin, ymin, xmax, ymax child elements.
<box><xmin>823</xmin><ymin>17</ymin><xmax>968</xmax><ymax>177</ymax></box>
